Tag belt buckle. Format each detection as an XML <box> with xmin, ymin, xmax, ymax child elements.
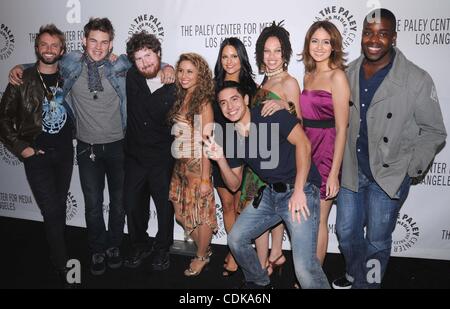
<box><xmin>273</xmin><ymin>182</ymin><xmax>287</xmax><ymax>193</ymax></box>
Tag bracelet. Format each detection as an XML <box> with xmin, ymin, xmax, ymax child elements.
<box><xmin>201</xmin><ymin>179</ymin><xmax>210</xmax><ymax>185</ymax></box>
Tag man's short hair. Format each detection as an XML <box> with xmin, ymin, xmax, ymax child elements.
<box><xmin>84</xmin><ymin>17</ymin><xmax>115</xmax><ymax>40</ymax></box>
<box><xmin>34</xmin><ymin>24</ymin><xmax>66</xmax><ymax>54</ymax></box>
<box><xmin>217</xmin><ymin>80</ymin><xmax>248</xmax><ymax>100</ymax></box>
<box><xmin>126</xmin><ymin>31</ymin><xmax>161</xmax><ymax>62</ymax></box>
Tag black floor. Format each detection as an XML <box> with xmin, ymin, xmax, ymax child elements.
<box><xmin>0</xmin><ymin>216</ymin><xmax>449</xmax><ymax>289</ymax></box>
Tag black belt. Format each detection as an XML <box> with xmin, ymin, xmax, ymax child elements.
<box><xmin>302</xmin><ymin>118</ymin><xmax>335</xmax><ymax>128</ymax></box>
<box><xmin>268</xmin><ymin>182</ymin><xmax>294</xmax><ymax>193</ymax></box>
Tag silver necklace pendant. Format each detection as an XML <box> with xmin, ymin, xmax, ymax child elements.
<box><xmin>93</xmin><ymin>91</ymin><xmax>98</xmax><ymax>100</ymax></box>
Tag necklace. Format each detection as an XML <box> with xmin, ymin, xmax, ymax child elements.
<box><xmin>37</xmin><ymin>68</ymin><xmax>59</xmax><ymax>102</ymax></box>
<box><xmin>265</xmin><ymin>67</ymin><xmax>284</xmax><ymax>78</ymax></box>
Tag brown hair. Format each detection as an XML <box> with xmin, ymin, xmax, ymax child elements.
<box><xmin>168</xmin><ymin>53</ymin><xmax>215</xmax><ymax>124</ymax></box>
<box><xmin>34</xmin><ymin>24</ymin><xmax>66</xmax><ymax>54</ymax></box>
<box><xmin>84</xmin><ymin>17</ymin><xmax>114</xmax><ymax>41</ymax></box>
<box><xmin>300</xmin><ymin>21</ymin><xmax>347</xmax><ymax>73</ymax></box>
<box><xmin>126</xmin><ymin>31</ymin><xmax>161</xmax><ymax>62</ymax></box>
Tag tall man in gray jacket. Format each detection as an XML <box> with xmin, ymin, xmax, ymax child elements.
<box><xmin>332</xmin><ymin>8</ymin><xmax>446</xmax><ymax>289</ymax></box>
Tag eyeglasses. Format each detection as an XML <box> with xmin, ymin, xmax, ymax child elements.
<box><xmin>252</xmin><ymin>185</ymin><xmax>266</xmax><ymax>209</ymax></box>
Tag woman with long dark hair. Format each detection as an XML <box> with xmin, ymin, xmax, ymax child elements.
<box><xmin>212</xmin><ymin>37</ymin><xmax>256</xmax><ymax>276</ymax></box>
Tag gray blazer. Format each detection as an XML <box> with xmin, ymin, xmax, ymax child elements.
<box><xmin>342</xmin><ymin>47</ymin><xmax>447</xmax><ymax>198</ymax></box>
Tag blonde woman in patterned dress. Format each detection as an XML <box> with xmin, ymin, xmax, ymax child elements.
<box><xmin>168</xmin><ymin>53</ymin><xmax>217</xmax><ymax>276</ymax></box>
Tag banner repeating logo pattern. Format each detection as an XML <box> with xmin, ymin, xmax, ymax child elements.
<box><xmin>315</xmin><ymin>6</ymin><xmax>357</xmax><ymax>49</ymax></box>
<box><xmin>129</xmin><ymin>14</ymin><xmax>165</xmax><ymax>42</ymax></box>
<box><xmin>0</xmin><ymin>23</ymin><xmax>15</xmax><ymax>60</ymax></box>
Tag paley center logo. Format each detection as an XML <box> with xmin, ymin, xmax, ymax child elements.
<box><xmin>129</xmin><ymin>13</ymin><xmax>165</xmax><ymax>42</ymax></box>
<box><xmin>392</xmin><ymin>212</ymin><xmax>420</xmax><ymax>253</ymax></box>
<box><xmin>315</xmin><ymin>6</ymin><xmax>358</xmax><ymax>49</ymax></box>
<box><xmin>66</xmin><ymin>191</ymin><xmax>78</xmax><ymax>221</ymax></box>
<box><xmin>0</xmin><ymin>144</ymin><xmax>21</xmax><ymax>166</ymax></box>
<box><xmin>0</xmin><ymin>23</ymin><xmax>15</xmax><ymax>60</ymax></box>
<box><xmin>212</xmin><ymin>201</ymin><xmax>227</xmax><ymax>241</ymax></box>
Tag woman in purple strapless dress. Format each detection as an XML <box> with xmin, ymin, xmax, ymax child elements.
<box><xmin>299</xmin><ymin>21</ymin><xmax>350</xmax><ymax>265</ymax></box>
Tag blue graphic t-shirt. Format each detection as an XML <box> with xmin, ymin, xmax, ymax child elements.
<box><xmin>35</xmin><ymin>72</ymin><xmax>73</xmax><ymax>150</ymax></box>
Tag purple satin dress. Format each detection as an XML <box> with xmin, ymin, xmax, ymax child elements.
<box><xmin>300</xmin><ymin>89</ymin><xmax>336</xmax><ymax>199</ymax></box>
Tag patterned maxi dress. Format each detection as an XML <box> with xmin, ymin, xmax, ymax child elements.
<box><xmin>169</xmin><ymin>113</ymin><xmax>217</xmax><ymax>235</ymax></box>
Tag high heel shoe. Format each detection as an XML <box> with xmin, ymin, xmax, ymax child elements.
<box><xmin>223</xmin><ymin>251</ymin><xmax>231</xmax><ymax>267</ymax></box>
<box><xmin>184</xmin><ymin>255</ymin><xmax>210</xmax><ymax>277</ymax></box>
<box><xmin>222</xmin><ymin>265</ymin><xmax>238</xmax><ymax>277</ymax></box>
<box><xmin>266</xmin><ymin>254</ymin><xmax>286</xmax><ymax>276</ymax></box>
<box><xmin>191</xmin><ymin>246</ymin><xmax>213</xmax><ymax>263</ymax></box>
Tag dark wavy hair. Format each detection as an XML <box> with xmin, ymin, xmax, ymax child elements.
<box><xmin>126</xmin><ymin>31</ymin><xmax>161</xmax><ymax>62</ymax></box>
<box><xmin>214</xmin><ymin>37</ymin><xmax>257</xmax><ymax>100</ymax></box>
<box><xmin>300</xmin><ymin>21</ymin><xmax>347</xmax><ymax>73</ymax></box>
<box><xmin>255</xmin><ymin>22</ymin><xmax>292</xmax><ymax>74</ymax></box>
<box><xmin>168</xmin><ymin>53</ymin><xmax>215</xmax><ymax>124</ymax></box>
<box><xmin>84</xmin><ymin>17</ymin><xmax>114</xmax><ymax>41</ymax></box>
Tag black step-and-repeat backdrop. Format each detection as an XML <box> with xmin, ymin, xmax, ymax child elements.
<box><xmin>1</xmin><ymin>0</ymin><xmax>449</xmax><ymax>260</ymax></box>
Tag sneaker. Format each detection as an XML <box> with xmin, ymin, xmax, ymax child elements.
<box><xmin>151</xmin><ymin>250</ymin><xmax>170</xmax><ymax>271</ymax></box>
<box><xmin>106</xmin><ymin>247</ymin><xmax>122</xmax><ymax>269</ymax></box>
<box><xmin>332</xmin><ymin>274</ymin><xmax>353</xmax><ymax>289</ymax></box>
<box><xmin>124</xmin><ymin>245</ymin><xmax>153</xmax><ymax>268</ymax></box>
<box><xmin>90</xmin><ymin>253</ymin><xmax>106</xmax><ymax>275</ymax></box>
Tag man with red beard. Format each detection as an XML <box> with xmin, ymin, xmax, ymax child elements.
<box><xmin>0</xmin><ymin>24</ymin><xmax>76</xmax><ymax>288</ymax></box>
<box><xmin>123</xmin><ymin>32</ymin><xmax>176</xmax><ymax>271</ymax></box>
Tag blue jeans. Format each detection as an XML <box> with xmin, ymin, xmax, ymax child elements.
<box><xmin>336</xmin><ymin>169</ymin><xmax>411</xmax><ymax>288</ymax></box>
<box><xmin>77</xmin><ymin>139</ymin><xmax>125</xmax><ymax>254</ymax></box>
<box><xmin>228</xmin><ymin>182</ymin><xmax>330</xmax><ymax>289</ymax></box>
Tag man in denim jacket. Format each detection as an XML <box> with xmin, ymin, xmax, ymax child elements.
<box><xmin>10</xmin><ymin>18</ymin><xmax>174</xmax><ymax>276</ymax></box>
<box><xmin>332</xmin><ymin>9</ymin><xmax>446</xmax><ymax>289</ymax></box>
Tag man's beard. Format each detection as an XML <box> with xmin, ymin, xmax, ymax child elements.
<box><xmin>138</xmin><ymin>62</ymin><xmax>160</xmax><ymax>79</ymax></box>
<box><xmin>38</xmin><ymin>52</ymin><xmax>62</xmax><ymax>65</ymax></box>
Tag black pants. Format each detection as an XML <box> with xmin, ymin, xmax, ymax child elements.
<box><xmin>124</xmin><ymin>156</ymin><xmax>174</xmax><ymax>252</ymax></box>
<box><xmin>24</xmin><ymin>147</ymin><xmax>73</xmax><ymax>269</ymax></box>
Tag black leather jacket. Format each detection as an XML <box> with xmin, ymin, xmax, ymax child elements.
<box><xmin>0</xmin><ymin>64</ymin><xmax>48</xmax><ymax>159</ymax></box>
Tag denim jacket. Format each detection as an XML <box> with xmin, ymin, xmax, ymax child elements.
<box><xmin>59</xmin><ymin>51</ymin><xmax>131</xmax><ymax>130</ymax></box>
<box><xmin>22</xmin><ymin>51</ymin><xmax>132</xmax><ymax>130</ymax></box>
